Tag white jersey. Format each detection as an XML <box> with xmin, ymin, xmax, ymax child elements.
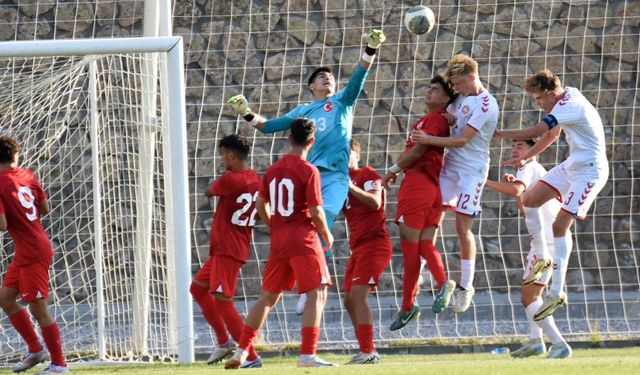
<box><xmin>544</xmin><ymin>87</ymin><xmax>608</xmax><ymax>169</ymax></box>
<box><xmin>444</xmin><ymin>90</ymin><xmax>499</xmax><ymax>175</ymax></box>
<box><xmin>515</xmin><ymin>160</ymin><xmax>559</xmax><ymax>239</ymax></box>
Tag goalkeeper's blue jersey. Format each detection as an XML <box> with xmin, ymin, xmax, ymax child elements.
<box><xmin>260</xmin><ymin>64</ymin><xmax>369</xmax><ymax>174</ymax></box>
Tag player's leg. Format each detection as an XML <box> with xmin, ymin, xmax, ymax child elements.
<box><xmin>24</xmin><ymin>261</ymin><xmax>67</xmax><ymax>374</ymax></box>
<box><xmin>293</xmin><ymin>253</ymin><xmax>334</xmax><ymax>367</ymax></box>
<box><xmin>0</xmin><ymin>282</ymin><xmax>48</xmax><ymax>373</ymax></box>
<box><xmin>225</xmin><ymin>258</ymin><xmax>289</xmax><ymax>369</ymax></box>
<box><xmin>190</xmin><ymin>258</ymin><xmax>229</xmax><ymax>351</ymax></box>
<box><xmin>390</xmin><ymin>222</ymin><xmax>421</xmax><ymax>331</ymax></box>
<box><xmin>452</xmin><ymin>212</ymin><xmax>476</xmax><ymax>313</ymax></box>
<box><xmin>512</xmin><ymin>272</ymin><xmax>546</xmax><ymax>358</ymax></box>
<box><xmin>419</xmin><ymin>225</ymin><xmax>455</xmax><ymax>314</ymax></box>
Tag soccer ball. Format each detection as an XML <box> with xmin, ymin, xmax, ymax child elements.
<box><xmin>404</xmin><ymin>5</ymin><xmax>436</xmax><ymax>35</ymax></box>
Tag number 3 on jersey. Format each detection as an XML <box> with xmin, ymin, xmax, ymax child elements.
<box><xmin>231</xmin><ymin>192</ymin><xmax>259</xmax><ymax>227</ymax></box>
<box><xmin>269</xmin><ymin>178</ymin><xmax>294</xmax><ymax>217</ymax></box>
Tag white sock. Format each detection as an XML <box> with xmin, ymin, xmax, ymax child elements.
<box><xmin>524</xmin><ymin>300</ymin><xmax>543</xmax><ymax>340</ymax></box>
<box><xmin>550</xmin><ymin>234</ymin><xmax>572</xmax><ymax>296</ymax></box>
<box><xmin>528</xmin><ymin>298</ymin><xmax>566</xmax><ymax>344</ymax></box>
<box><xmin>525</xmin><ymin>209</ymin><xmax>551</xmax><ymax>259</ymax></box>
<box><xmin>530</xmin><ymin>232</ymin><xmax>551</xmax><ymax>260</ymax></box>
<box><xmin>460</xmin><ymin>260</ymin><xmax>475</xmax><ymax>290</ymax></box>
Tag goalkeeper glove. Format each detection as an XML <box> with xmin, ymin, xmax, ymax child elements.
<box><xmin>227</xmin><ymin>94</ymin><xmax>251</xmax><ymax>116</ymax></box>
<box><xmin>363</xmin><ymin>29</ymin><xmax>386</xmax><ymax>50</ymax></box>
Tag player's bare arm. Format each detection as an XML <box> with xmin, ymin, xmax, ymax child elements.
<box><xmin>485</xmin><ymin>176</ymin><xmax>525</xmax><ymax>198</ymax></box>
<box><xmin>0</xmin><ymin>213</ymin><xmax>6</xmax><ymax>231</ymax></box>
<box><xmin>501</xmin><ymin>126</ymin><xmax>561</xmax><ymax>167</ymax></box>
<box><xmin>410</xmin><ymin>124</ymin><xmax>476</xmax><ymax>148</ymax></box>
<box><xmin>348</xmin><ymin>180</ymin><xmax>382</xmax><ymax>210</ymax></box>
<box><xmin>256</xmin><ymin>196</ymin><xmax>271</xmax><ymax>227</ymax></box>
<box><xmin>38</xmin><ymin>199</ymin><xmax>50</xmax><ymax>215</ymax></box>
<box><xmin>382</xmin><ymin>143</ymin><xmax>428</xmax><ymax>188</ymax></box>
<box><xmin>310</xmin><ymin>205</ymin><xmax>333</xmax><ymax>249</ymax></box>
<box><xmin>494</xmin><ymin>121</ymin><xmax>549</xmax><ymax>141</ymax></box>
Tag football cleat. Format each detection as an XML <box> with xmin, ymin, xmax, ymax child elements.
<box><xmin>297</xmin><ymin>354</ymin><xmax>336</xmax><ymax>367</ymax></box>
<box><xmin>240</xmin><ymin>356</ymin><xmax>262</xmax><ymax>368</ymax></box>
<box><xmin>34</xmin><ymin>364</ymin><xmax>68</xmax><ymax>375</ymax></box>
<box><xmin>224</xmin><ymin>349</ymin><xmax>247</xmax><ymax>370</ymax></box>
<box><xmin>295</xmin><ymin>293</ymin><xmax>307</xmax><ymax>316</ymax></box>
<box><xmin>546</xmin><ymin>343</ymin><xmax>572</xmax><ymax>359</ymax></box>
<box><xmin>389</xmin><ymin>304</ymin><xmax>421</xmax><ymax>331</ymax></box>
<box><xmin>452</xmin><ymin>287</ymin><xmax>475</xmax><ymax>313</ymax></box>
<box><xmin>346</xmin><ymin>351</ymin><xmax>380</xmax><ymax>365</ymax></box>
<box><xmin>432</xmin><ymin>279</ymin><xmax>456</xmax><ymax>314</ymax></box>
<box><xmin>534</xmin><ymin>291</ymin><xmax>567</xmax><ymax>321</ymax></box>
<box><xmin>13</xmin><ymin>349</ymin><xmax>49</xmax><ymax>373</ymax></box>
<box><xmin>510</xmin><ymin>338</ymin><xmax>546</xmax><ymax>358</ymax></box>
<box><xmin>207</xmin><ymin>339</ymin><xmax>237</xmax><ymax>364</ymax></box>
<box><xmin>523</xmin><ymin>257</ymin><xmax>553</xmax><ymax>286</ymax></box>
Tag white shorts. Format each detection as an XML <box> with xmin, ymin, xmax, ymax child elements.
<box><xmin>522</xmin><ymin>251</ymin><xmax>552</xmax><ymax>286</ymax></box>
<box><xmin>439</xmin><ymin>167</ymin><xmax>488</xmax><ymax>217</ymax></box>
<box><xmin>541</xmin><ymin>161</ymin><xmax>609</xmax><ymax>220</ymax></box>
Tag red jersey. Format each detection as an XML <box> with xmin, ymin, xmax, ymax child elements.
<box><xmin>209</xmin><ymin>169</ymin><xmax>261</xmax><ymax>263</ymax></box>
<box><xmin>0</xmin><ymin>167</ymin><xmax>54</xmax><ymax>265</ymax></box>
<box><xmin>259</xmin><ymin>154</ymin><xmax>323</xmax><ymax>260</ymax></box>
<box><xmin>344</xmin><ymin>166</ymin><xmax>389</xmax><ymax>249</ymax></box>
<box><xmin>405</xmin><ymin>109</ymin><xmax>450</xmax><ymax>182</ymax></box>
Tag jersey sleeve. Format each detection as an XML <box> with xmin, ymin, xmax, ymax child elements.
<box><xmin>514</xmin><ymin>166</ymin><xmax>535</xmax><ymax>190</ymax></box>
<box><xmin>336</xmin><ymin>64</ymin><xmax>369</xmax><ymax>106</ymax></box>
<box><xmin>305</xmin><ymin>167</ymin><xmax>323</xmax><ymax>207</ymax></box>
<box><xmin>258</xmin><ymin>173</ymin><xmax>270</xmax><ymax>202</ymax></box>
<box><xmin>424</xmin><ymin>115</ymin><xmax>450</xmax><ymax>137</ymax></box>
<box><xmin>362</xmin><ymin>168</ymin><xmax>382</xmax><ymax>192</ymax></box>
<box><xmin>466</xmin><ymin>98</ymin><xmax>495</xmax><ymax>132</ymax></box>
<box><xmin>548</xmin><ymin>101</ymin><xmax>579</xmax><ymax>128</ymax></box>
<box><xmin>210</xmin><ymin>173</ymin><xmax>232</xmax><ymax>197</ymax></box>
<box><xmin>261</xmin><ymin>104</ymin><xmax>304</xmax><ymax>134</ymax></box>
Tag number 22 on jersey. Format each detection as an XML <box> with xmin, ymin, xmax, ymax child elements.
<box><xmin>231</xmin><ymin>191</ymin><xmax>259</xmax><ymax>227</ymax></box>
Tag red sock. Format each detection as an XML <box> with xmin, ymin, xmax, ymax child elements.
<box><xmin>355</xmin><ymin>324</ymin><xmax>374</xmax><ymax>353</ymax></box>
<box><xmin>9</xmin><ymin>309</ymin><xmax>42</xmax><ymax>353</ymax></box>
<box><xmin>238</xmin><ymin>324</ymin><xmax>259</xmax><ymax>352</ymax></box>
<box><xmin>41</xmin><ymin>322</ymin><xmax>65</xmax><ymax>367</ymax></box>
<box><xmin>419</xmin><ymin>240</ymin><xmax>447</xmax><ymax>287</ymax></box>
<box><xmin>401</xmin><ymin>240</ymin><xmax>421</xmax><ymax>311</ymax></box>
<box><xmin>190</xmin><ymin>283</ymin><xmax>228</xmax><ymax>345</ymax></box>
<box><xmin>216</xmin><ymin>299</ymin><xmax>259</xmax><ymax>360</ymax></box>
<box><xmin>300</xmin><ymin>326</ymin><xmax>320</xmax><ymax>355</ymax></box>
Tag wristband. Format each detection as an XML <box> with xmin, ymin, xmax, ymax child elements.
<box><xmin>388</xmin><ymin>164</ymin><xmax>401</xmax><ymax>174</ymax></box>
<box><xmin>362</xmin><ymin>52</ymin><xmax>375</xmax><ymax>64</ymax></box>
<box><xmin>365</xmin><ymin>46</ymin><xmax>377</xmax><ymax>56</ymax></box>
<box><xmin>243</xmin><ymin>113</ymin><xmax>254</xmax><ymax>122</ymax></box>
<box><xmin>249</xmin><ymin>114</ymin><xmax>264</xmax><ymax>127</ymax></box>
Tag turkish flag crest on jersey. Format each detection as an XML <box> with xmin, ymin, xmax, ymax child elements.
<box><xmin>324</xmin><ymin>102</ymin><xmax>333</xmax><ymax>111</ymax></box>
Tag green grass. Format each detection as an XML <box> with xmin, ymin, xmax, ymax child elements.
<box><xmin>2</xmin><ymin>347</ymin><xmax>639</xmax><ymax>374</ymax></box>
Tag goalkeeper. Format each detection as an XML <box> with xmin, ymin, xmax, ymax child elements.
<box><xmin>228</xmin><ymin>29</ymin><xmax>385</xmax><ymax>269</ymax></box>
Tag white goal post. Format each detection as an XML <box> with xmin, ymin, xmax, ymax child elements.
<box><xmin>0</xmin><ymin>37</ymin><xmax>193</xmax><ymax>363</ymax></box>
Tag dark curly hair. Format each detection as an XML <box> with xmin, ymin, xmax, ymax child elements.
<box><xmin>219</xmin><ymin>134</ymin><xmax>251</xmax><ymax>160</ymax></box>
<box><xmin>0</xmin><ymin>135</ymin><xmax>19</xmax><ymax>164</ymax></box>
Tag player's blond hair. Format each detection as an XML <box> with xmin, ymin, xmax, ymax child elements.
<box><xmin>525</xmin><ymin>69</ymin><xmax>562</xmax><ymax>93</ymax></box>
<box><xmin>445</xmin><ymin>54</ymin><xmax>478</xmax><ymax>80</ymax></box>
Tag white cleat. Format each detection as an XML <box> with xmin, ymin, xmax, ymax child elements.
<box><xmin>207</xmin><ymin>339</ymin><xmax>237</xmax><ymax>364</ymax></box>
<box><xmin>13</xmin><ymin>350</ymin><xmax>49</xmax><ymax>373</ymax></box>
<box><xmin>240</xmin><ymin>356</ymin><xmax>262</xmax><ymax>368</ymax></box>
<box><xmin>34</xmin><ymin>364</ymin><xmax>69</xmax><ymax>375</ymax></box>
<box><xmin>534</xmin><ymin>291</ymin><xmax>567</xmax><ymax>321</ymax></box>
<box><xmin>297</xmin><ymin>354</ymin><xmax>336</xmax><ymax>367</ymax></box>
<box><xmin>510</xmin><ymin>338</ymin><xmax>546</xmax><ymax>358</ymax></box>
<box><xmin>296</xmin><ymin>294</ymin><xmax>307</xmax><ymax>316</ymax></box>
<box><xmin>346</xmin><ymin>351</ymin><xmax>380</xmax><ymax>365</ymax></box>
<box><xmin>224</xmin><ymin>349</ymin><xmax>248</xmax><ymax>370</ymax></box>
<box><xmin>546</xmin><ymin>343</ymin><xmax>572</xmax><ymax>359</ymax></box>
<box><xmin>452</xmin><ymin>287</ymin><xmax>475</xmax><ymax>313</ymax></box>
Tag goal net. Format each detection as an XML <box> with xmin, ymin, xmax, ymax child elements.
<box><xmin>0</xmin><ymin>0</ymin><xmax>637</xmax><ymax>364</ymax></box>
<box><xmin>0</xmin><ymin>37</ymin><xmax>193</xmax><ymax>365</ymax></box>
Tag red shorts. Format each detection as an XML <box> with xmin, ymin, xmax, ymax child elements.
<box><xmin>2</xmin><ymin>259</ymin><xmax>50</xmax><ymax>302</ymax></box>
<box><xmin>396</xmin><ymin>170</ymin><xmax>443</xmax><ymax>229</ymax></box>
<box><xmin>343</xmin><ymin>237</ymin><xmax>392</xmax><ymax>292</ymax></box>
<box><xmin>194</xmin><ymin>255</ymin><xmax>243</xmax><ymax>298</ymax></box>
<box><xmin>261</xmin><ymin>253</ymin><xmax>331</xmax><ymax>294</ymax></box>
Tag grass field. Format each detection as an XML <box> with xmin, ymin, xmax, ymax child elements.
<box><xmin>2</xmin><ymin>347</ymin><xmax>639</xmax><ymax>375</ymax></box>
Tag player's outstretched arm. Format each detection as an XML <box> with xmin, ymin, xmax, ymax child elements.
<box><xmin>360</xmin><ymin>29</ymin><xmax>386</xmax><ymax>69</ymax></box>
<box><xmin>227</xmin><ymin>94</ymin><xmax>267</xmax><ymax>130</ymax></box>
<box><xmin>310</xmin><ymin>205</ymin><xmax>333</xmax><ymax>250</ymax></box>
<box><xmin>501</xmin><ymin>125</ymin><xmax>561</xmax><ymax>167</ymax></box>
<box><xmin>485</xmin><ymin>176</ymin><xmax>524</xmax><ymax>198</ymax></box>
<box><xmin>382</xmin><ymin>144</ymin><xmax>428</xmax><ymax>188</ymax></box>
<box><xmin>494</xmin><ymin>121</ymin><xmax>548</xmax><ymax>141</ymax></box>
<box><xmin>410</xmin><ymin>125</ymin><xmax>475</xmax><ymax>148</ymax></box>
